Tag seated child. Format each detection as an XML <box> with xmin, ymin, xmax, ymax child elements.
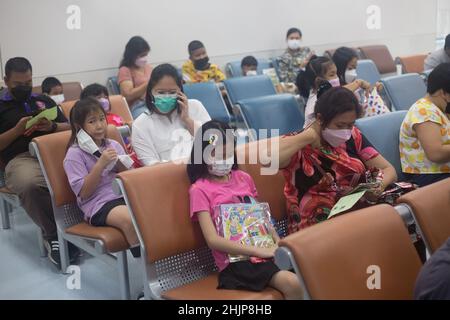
<box><xmin>187</xmin><ymin>120</ymin><xmax>303</xmax><ymax>299</ymax></box>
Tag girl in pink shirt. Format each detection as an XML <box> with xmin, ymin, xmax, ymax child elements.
<box><xmin>187</xmin><ymin>120</ymin><xmax>303</xmax><ymax>299</ymax></box>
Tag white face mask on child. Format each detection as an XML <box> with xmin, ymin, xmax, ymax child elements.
<box><xmin>208</xmin><ymin>156</ymin><xmax>234</xmax><ymax>176</ymax></box>
<box><xmin>76</xmin><ymin>129</ymin><xmax>101</xmax><ymax>156</ymax></box>
<box><xmin>50</xmin><ymin>94</ymin><xmax>65</xmax><ymax>105</ymax></box>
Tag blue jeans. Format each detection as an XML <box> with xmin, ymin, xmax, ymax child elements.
<box><xmin>131</xmin><ymin>100</ymin><xmax>148</xmax><ymax>119</ymax></box>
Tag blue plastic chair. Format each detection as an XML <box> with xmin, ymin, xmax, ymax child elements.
<box><xmin>237</xmin><ymin>94</ymin><xmax>304</xmax><ymax>140</ymax></box>
<box><xmin>226</xmin><ymin>58</ymin><xmax>273</xmax><ymax>77</ymax></box>
<box><xmin>356</xmin><ymin>60</ymin><xmax>382</xmax><ymax>85</ymax></box>
<box><xmin>224</xmin><ymin>75</ymin><xmax>276</xmax><ymax>105</ymax></box>
<box><xmin>183</xmin><ymin>82</ymin><xmax>231</xmax><ymax>124</ymax></box>
<box><xmin>107</xmin><ymin>76</ymin><xmax>120</xmax><ymax>95</ymax></box>
<box><xmin>356</xmin><ymin>111</ymin><xmax>408</xmax><ymax>181</ymax></box>
<box><xmin>381</xmin><ymin>73</ymin><xmax>427</xmax><ymax>111</ymax></box>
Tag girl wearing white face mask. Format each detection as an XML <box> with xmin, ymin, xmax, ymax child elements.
<box><xmin>118</xmin><ymin>36</ymin><xmax>153</xmax><ymax>119</ymax></box>
<box><xmin>187</xmin><ymin>120</ymin><xmax>303</xmax><ymax>299</ymax></box>
<box><xmin>274</xmin><ymin>87</ymin><xmax>397</xmax><ymax>233</ymax></box>
<box><xmin>276</xmin><ymin>27</ymin><xmax>313</xmax><ymax>83</ymax></box>
<box><xmin>332</xmin><ymin>47</ymin><xmax>384</xmax><ymax>98</ymax></box>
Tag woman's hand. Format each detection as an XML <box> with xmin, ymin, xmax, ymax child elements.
<box><xmin>177</xmin><ymin>92</ymin><xmax>190</xmax><ymax>123</ymax></box>
<box><xmin>304</xmin><ymin>121</ymin><xmax>322</xmax><ymax>148</ymax></box>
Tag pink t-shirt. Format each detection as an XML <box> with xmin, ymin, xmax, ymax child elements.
<box><xmin>189</xmin><ymin>169</ymin><xmax>258</xmax><ymax>271</ymax></box>
<box><xmin>117</xmin><ymin>64</ymin><xmax>153</xmax><ymax>101</ymax></box>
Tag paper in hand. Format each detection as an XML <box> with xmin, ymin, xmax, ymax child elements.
<box><xmin>328</xmin><ymin>191</ymin><xmax>366</xmax><ymax>219</ymax></box>
<box><xmin>25</xmin><ymin>106</ymin><xmax>58</xmax><ymax>129</ymax></box>
<box><xmin>118</xmin><ymin>154</ymin><xmax>134</xmax><ymax>169</ymax></box>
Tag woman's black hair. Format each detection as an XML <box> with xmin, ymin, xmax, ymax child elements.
<box><xmin>187</xmin><ymin>120</ymin><xmax>238</xmax><ymax>184</ymax></box>
<box><xmin>145</xmin><ymin>63</ymin><xmax>184</xmax><ymax>114</ymax></box>
<box><xmin>80</xmin><ymin>83</ymin><xmax>109</xmax><ymax>99</ymax></box>
<box><xmin>66</xmin><ymin>97</ymin><xmax>107</xmax><ymax>151</ymax></box>
<box><xmin>286</xmin><ymin>27</ymin><xmax>302</xmax><ymax>39</ymax></box>
<box><xmin>120</xmin><ymin>36</ymin><xmax>150</xmax><ymax>68</ymax></box>
<box><xmin>296</xmin><ymin>56</ymin><xmax>334</xmax><ymax>99</ymax></box>
<box><xmin>427</xmin><ymin>63</ymin><xmax>450</xmax><ymax>95</ymax></box>
<box><xmin>314</xmin><ymin>87</ymin><xmax>362</xmax><ymax>128</ymax></box>
<box><xmin>332</xmin><ymin>47</ymin><xmax>358</xmax><ymax>85</ymax></box>
<box><xmin>41</xmin><ymin>77</ymin><xmax>62</xmax><ymax>94</ymax></box>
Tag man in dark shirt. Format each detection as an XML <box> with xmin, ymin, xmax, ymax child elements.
<box><xmin>414</xmin><ymin>237</ymin><xmax>450</xmax><ymax>300</ymax></box>
<box><xmin>0</xmin><ymin>57</ymin><xmax>74</xmax><ymax>269</ymax></box>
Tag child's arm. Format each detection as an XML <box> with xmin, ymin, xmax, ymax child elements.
<box><xmin>197</xmin><ymin>211</ymin><xmax>276</xmax><ymax>259</ymax></box>
<box><xmin>79</xmin><ymin>149</ymin><xmax>117</xmax><ymax>200</ymax></box>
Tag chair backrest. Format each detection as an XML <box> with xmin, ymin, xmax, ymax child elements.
<box><xmin>224</xmin><ymin>75</ymin><xmax>276</xmax><ymax>105</ymax></box>
<box><xmin>356</xmin><ymin>111</ymin><xmax>407</xmax><ymax>181</ymax></box>
<box><xmin>398</xmin><ymin>178</ymin><xmax>450</xmax><ymax>254</ymax></box>
<box><xmin>107</xmin><ymin>76</ymin><xmax>120</xmax><ymax>95</ymax></box>
<box><xmin>279</xmin><ymin>204</ymin><xmax>422</xmax><ymax>299</ymax></box>
<box><xmin>381</xmin><ymin>73</ymin><xmax>427</xmax><ymax>111</ymax></box>
<box><xmin>238</xmin><ymin>94</ymin><xmax>303</xmax><ymax>140</ymax></box>
<box><xmin>60</xmin><ymin>95</ymin><xmax>132</xmax><ymax>126</ymax></box>
<box><xmin>398</xmin><ymin>54</ymin><xmax>427</xmax><ymax>74</ymax></box>
<box><xmin>183</xmin><ymin>82</ymin><xmax>231</xmax><ymax>124</ymax></box>
<box><xmin>226</xmin><ymin>59</ymin><xmax>273</xmax><ymax>77</ymax></box>
<box><xmin>356</xmin><ymin>60</ymin><xmax>381</xmax><ymax>85</ymax></box>
<box><xmin>323</xmin><ymin>49</ymin><xmax>336</xmax><ymax>59</ymax></box>
<box><xmin>358</xmin><ymin>45</ymin><xmax>396</xmax><ymax>74</ymax></box>
<box><xmin>32</xmin><ymin>82</ymin><xmax>83</xmax><ymax>101</ymax></box>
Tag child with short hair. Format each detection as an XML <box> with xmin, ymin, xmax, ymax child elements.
<box><xmin>241</xmin><ymin>56</ymin><xmax>258</xmax><ymax>76</ymax></box>
<box><xmin>182</xmin><ymin>40</ymin><xmax>226</xmax><ymax>84</ymax></box>
<box><xmin>42</xmin><ymin>76</ymin><xmax>65</xmax><ymax>105</ymax></box>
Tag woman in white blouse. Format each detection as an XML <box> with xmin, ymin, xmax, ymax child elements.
<box><xmin>132</xmin><ymin>63</ymin><xmax>211</xmax><ymax>166</ymax></box>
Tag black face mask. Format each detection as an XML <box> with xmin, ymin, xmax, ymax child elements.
<box><xmin>10</xmin><ymin>85</ymin><xmax>32</xmax><ymax>102</ymax></box>
<box><xmin>446</xmin><ymin>102</ymin><xmax>450</xmax><ymax>114</ymax></box>
<box><xmin>193</xmin><ymin>56</ymin><xmax>210</xmax><ymax>71</ymax></box>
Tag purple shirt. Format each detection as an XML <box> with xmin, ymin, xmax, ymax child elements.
<box><xmin>63</xmin><ymin>139</ymin><xmax>125</xmax><ymax>223</ymax></box>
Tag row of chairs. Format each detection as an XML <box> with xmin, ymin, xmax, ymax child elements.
<box><xmin>114</xmin><ymin>140</ymin><xmax>449</xmax><ymax>299</ymax></box>
<box><xmin>9</xmin><ymin>106</ymin><xmax>449</xmax><ymax>300</ymax></box>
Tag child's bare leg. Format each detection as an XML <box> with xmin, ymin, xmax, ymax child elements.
<box><xmin>106</xmin><ymin>205</ymin><xmax>138</xmax><ymax>246</ymax></box>
<box><xmin>269</xmin><ymin>270</ymin><xmax>303</xmax><ymax>300</ymax></box>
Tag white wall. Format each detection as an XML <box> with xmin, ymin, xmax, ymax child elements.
<box><xmin>0</xmin><ymin>0</ymin><xmax>438</xmax><ymax>87</ymax></box>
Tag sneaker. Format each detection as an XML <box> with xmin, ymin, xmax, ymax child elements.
<box><xmin>44</xmin><ymin>239</ymin><xmax>61</xmax><ymax>270</ymax></box>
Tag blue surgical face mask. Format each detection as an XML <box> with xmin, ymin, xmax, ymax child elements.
<box><xmin>154</xmin><ymin>94</ymin><xmax>178</xmax><ymax>113</ymax></box>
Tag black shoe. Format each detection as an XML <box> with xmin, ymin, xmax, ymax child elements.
<box><xmin>44</xmin><ymin>239</ymin><xmax>61</xmax><ymax>270</ymax></box>
<box><xmin>129</xmin><ymin>246</ymin><xmax>141</xmax><ymax>258</ymax></box>
<box><xmin>68</xmin><ymin>243</ymin><xmax>82</xmax><ymax>264</ymax></box>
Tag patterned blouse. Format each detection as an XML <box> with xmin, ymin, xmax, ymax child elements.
<box><xmin>399</xmin><ymin>98</ymin><xmax>450</xmax><ymax>174</ymax></box>
<box><xmin>282</xmin><ymin>127</ymin><xmax>379</xmax><ymax>233</ymax></box>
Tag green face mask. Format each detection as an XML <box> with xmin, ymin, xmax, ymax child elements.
<box><xmin>154</xmin><ymin>94</ymin><xmax>178</xmax><ymax>113</ymax></box>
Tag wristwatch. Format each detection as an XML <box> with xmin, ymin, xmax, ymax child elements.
<box><xmin>50</xmin><ymin>121</ymin><xmax>58</xmax><ymax>133</ymax></box>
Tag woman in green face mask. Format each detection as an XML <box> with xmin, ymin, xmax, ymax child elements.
<box><xmin>131</xmin><ymin>63</ymin><xmax>211</xmax><ymax>167</ymax></box>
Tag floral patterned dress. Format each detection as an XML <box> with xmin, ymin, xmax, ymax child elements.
<box><xmin>282</xmin><ymin>127</ymin><xmax>380</xmax><ymax>233</ymax></box>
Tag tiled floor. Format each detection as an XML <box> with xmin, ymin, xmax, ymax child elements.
<box><xmin>0</xmin><ymin>207</ymin><xmax>143</xmax><ymax>300</ymax></box>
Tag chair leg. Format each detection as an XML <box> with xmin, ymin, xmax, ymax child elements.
<box><xmin>58</xmin><ymin>229</ymin><xmax>70</xmax><ymax>273</ymax></box>
<box><xmin>117</xmin><ymin>251</ymin><xmax>130</xmax><ymax>300</ymax></box>
<box><xmin>37</xmin><ymin>228</ymin><xmax>47</xmax><ymax>257</ymax></box>
<box><xmin>1</xmin><ymin>199</ymin><xmax>11</xmax><ymax>229</ymax></box>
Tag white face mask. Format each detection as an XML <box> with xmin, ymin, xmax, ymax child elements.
<box><xmin>287</xmin><ymin>39</ymin><xmax>302</xmax><ymax>50</ymax></box>
<box><xmin>345</xmin><ymin>69</ymin><xmax>358</xmax><ymax>84</ymax></box>
<box><xmin>208</xmin><ymin>156</ymin><xmax>234</xmax><ymax>177</ymax></box>
<box><xmin>50</xmin><ymin>94</ymin><xmax>65</xmax><ymax>105</ymax></box>
<box><xmin>245</xmin><ymin>70</ymin><xmax>258</xmax><ymax>76</ymax></box>
<box><xmin>135</xmin><ymin>56</ymin><xmax>148</xmax><ymax>68</ymax></box>
<box><xmin>76</xmin><ymin>129</ymin><xmax>101</xmax><ymax>156</ymax></box>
